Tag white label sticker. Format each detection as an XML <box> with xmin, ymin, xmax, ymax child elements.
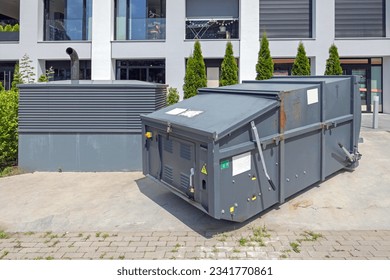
<box><xmin>232</xmin><ymin>152</ymin><xmax>251</xmax><ymax>176</ymax></box>
<box><xmin>166</xmin><ymin>108</ymin><xmax>187</xmax><ymax>115</ymax></box>
<box><xmin>307</xmin><ymin>88</ymin><xmax>319</xmax><ymax>105</ymax></box>
<box><xmin>179</xmin><ymin>110</ymin><xmax>203</xmax><ymax>118</ymax></box>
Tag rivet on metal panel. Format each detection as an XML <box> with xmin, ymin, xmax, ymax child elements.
<box><xmin>276</xmin><ymin>163</ymin><xmax>278</xmax><ymax>166</ymax></box>
<box><xmin>221</xmin><ymin>210</ymin><xmax>225</xmax><ymax>214</ymax></box>
<box><xmin>234</xmin><ymin>203</ymin><xmax>238</xmax><ymax>207</ymax></box>
<box><xmin>295</xmin><ymin>174</ymin><xmax>299</xmax><ymax>178</ymax></box>
<box><xmin>286</xmin><ymin>178</ymin><xmax>290</xmax><ymax>182</ymax></box>
<box><xmin>232</xmin><ymin>180</ymin><xmax>235</xmax><ymax>184</ymax></box>
<box><xmin>304</xmin><ymin>171</ymin><xmax>307</xmax><ymax>175</ymax></box>
<box><xmin>247</xmin><ymin>198</ymin><xmax>250</xmax><ymax>202</ymax></box>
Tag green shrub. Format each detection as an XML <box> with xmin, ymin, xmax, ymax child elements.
<box><xmin>0</xmin><ymin>25</ymin><xmax>3</xmax><ymax>32</ymax></box>
<box><xmin>0</xmin><ymin>89</ymin><xmax>19</xmax><ymax>169</ymax></box>
<box><xmin>292</xmin><ymin>42</ymin><xmax>311</xmax><ymax>76</ymax></box>
<box><xmin>256</xmin><ymin>32</ymin><xmax>274</xmax><ymax>80</ymax></box>
<box><xmin>220</xmin><ymin>42</ymin><xmax>238</xmax><ymax>86</ymax></box>
<box><xmin>167</xmin><ymin>87</ymin><xmax>180</xmax><ymax>106</ymax></box>
<box><xmin>324</xmin><ymin>44</ymin><xmax>343</xmax><ymax>75</ymax></box>
<box><xmin>12</xmin><ymin>24</ymin><xmax>19</xmax><ymax>32</ymax></box>
<box><xmin>4</xmin><ymin>24</ymin><xmax>12</xmax><ymax>32</ymax></box>
<box><xmin>183</xmin><ymin>41</ymin><xmax>207</xmax><ymax>99</ymax></box>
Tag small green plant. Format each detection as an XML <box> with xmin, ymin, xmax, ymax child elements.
<box><xmin>46</xmin><ymin>256</ymin><xmax>54</xmax><ymax>260</ymax></box>
<box><xmin>78</xmin><ymin>233</ymin><xmax>83</xmax><ymax>237</ymax></box>
<box><xmin>0</xmin><ymin>230</ymin><xmax>9</xmax><ymax>239</ymax></box>
<box><xmin>24</xmin><ymin>231</ymin><xmax>35</xmax><ymax>236</ymax></box>
<box><xmin>212</xmin><ymin>245</ymin><xmax>219</xmax><ymax>253</ymax></box>
<box><xmin>0</xmin><ymin>166</ymin><xmax>24</xmax><ymax>178</ymax></box>
<box><xmin>0</xmin><ymin>25</ymin><xmax>3</xmax><ymax>32</ymax></box>
<box><xmin>38</xmin><ymin>66</ymin><xmax>54</xmax><ymax>82</ymax></box>
<box><xmin>301</xmin><ymin>231</ymin><xmax>323</xmax><ymax>242</ymax></box>
<box><xmin>119</xmin><ymin>255</ymin><xmax>125</xmax><ymax>260</ymax></box>
<box><xmin>216</xmin><ymin>233</ymin><xmax>228</xmax><ymax>242</ymax></box>
<box><xmin>12</xmin><ymin>24</ymin><xmax>19</xmax><ymax>32</ymax></box>
<box><xmin>232</xmin><ymin>248</ymin><xmax>241</xmax><ymax>253</ymax></box>
<box><xmin>99</xmin><ymin>253</ymin><xmax>106</xmax><ymax>259</ymax></box>
<box><xmin>96</xmin><ymin>232</ymin><xmax>101</xmax><ymax>238</ymax></box>
<box><xmin>171</xmin><ymin>243</ymin><xmax>181</xmax><ymax>253</ymax></box>
<box><xmin>166</xmin><ymin>87</ymin><xmax>180</xmax><ymax>106</ymax></box>
<box><xmin>102</xmin><ymin>233</ymin><xmax>110</xmax><ymax>239</ymax></box>
<box><xmin>0</xmin><ymin>251</ymin><xmax>9</xmax><ymax>260</ymax></box>
<box><xmin>4</xmin><ymin>24</ymin><xmax>12</xmax><ymax>32</ymax></box>
<box><xmin>33</xmin><ymin>256</ymin><xmax>43</xmax><ymax>260</ymax></box>
<box><xmin>290</xmin><ymin>242</ymin><xmax>301</xmax><ymax>253</ymax></box>
<box><xmin>239</xmin><ymin>237</ymin><xmax>248</xmax><ymax>246</ymax></box>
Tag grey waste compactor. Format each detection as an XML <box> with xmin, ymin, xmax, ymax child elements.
<box><xmin>141</xmin><ymin>76</ymin><xmax>361</xmax><ymax>222</ymax></box>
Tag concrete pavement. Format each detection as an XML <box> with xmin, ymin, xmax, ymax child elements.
<box><xmin>1</xmin><ymin>113</ymin><xmax>390</xmax><ymax>260</ymax></box>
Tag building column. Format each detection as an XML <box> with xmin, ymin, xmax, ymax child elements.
<box><xmin>383</xmin><ymin>57</ymin><xmax>390</xmax><ymax>114</ymax></box>
<box><xmin>313</xmin><ymin>0</ymin><xmax>335</xmax><ymax>75</ymax></box>
<box><xmin>239</xmin><ymin>0</ymin><xmax>260</xmax><ymax>81</ymax></box>
<box><xmin>165</xmin><ymin>0</ymin><xmax>186</xmax><ymax>98</ymax></box>
<box><xmin>91</xmin><ymin>0</ymin><xmax>114</xmax><ymax>80</ymax></box>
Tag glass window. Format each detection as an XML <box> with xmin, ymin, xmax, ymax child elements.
<box><xmin>45</xmin><ymin>60</ymin><xmax>91</xmax><ymax>80</ymax></box>
<box><xmin>335</xmin><ymin>0</ymin><xmax>385</xmax><ymax>38</ymax></box>
<box><xmin>341</xmin><ymin>58</ymin><xmax>383</xmax><ymax>112</ymax></box>
<box><xmin>260</xmin><ymin>0</ymin><xmax>312</xmax><ymax>39</ymax></box>
<box><xmin>116</xmin><ymin>60</ymin><xmax>165</xmax><ymax>83</ymax></box>
<box><xmin>185</xmin><ymin>0</ymin><xmax>239</xmax><ymax>40</ymax></box>
<box><xmin>44</xmin><ymin>0</ymin><xmax>92</xmax><ymax>41</ymax></box>
<box><xmin>0</xmin><ymin>61</ymin><xmax>17</xmax><ymax>90</ymax></box>
<box><xmin>115</xmin><ymin>0</ymin><xmax>166</xmax><ymax>40</ymax></box>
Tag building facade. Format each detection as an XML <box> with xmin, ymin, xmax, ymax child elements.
<box><xmin>1</xmin><ymin>0</ymin><xmax>389</xmax><ymax>113</ymax></box>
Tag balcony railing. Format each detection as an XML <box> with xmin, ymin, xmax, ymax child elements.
<box><xmin>116</xmin><ymin>18</ymin><xmax>166</xmax><ymax>40</ymax></box>
<box><xmin>186</xmin><ymin>19</ymin><xmax>239</xmax><ymax>40</ymax></box>
<box><xmin>44</xmin><ymin>19</ymin><xmax>92</xmax><ymax>41</ymax></box>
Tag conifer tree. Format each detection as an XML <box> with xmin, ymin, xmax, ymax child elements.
<box><xmin>256</xmin><ymin>32</ymin><xmax>274</xmax><ymax>80</ymax></box>
<box><xmin>11</xmin><ymin>63</ymin><xmax>23</xmax><ymax>91</ymax></box>
<box><xmin>19</xmin><ymin>54</ymin><xmax>35</xmax><ymax>84</ymax></box>
<box><xmin>292</xmin><ymin>42</ymin><xmax>311</xmax><ymax>76</ymax></box>
<box><xmin>324</xmin><ymin>44</ymin><xmax>343</xmax><ymax>75</ymax></box>
<box><xmin>183</xmin><ymin>41</ymin><xmax>207</xmax><ymax>99</ymax></box>
<box><xmin>220</xmin><ymin>42</ymin><xmax>238</xmax><ymax>86</ymax></box>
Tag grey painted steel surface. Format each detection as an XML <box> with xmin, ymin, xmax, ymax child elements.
<box><xmin>141</xmin><ymin>76</ymin><xmax>361</xmax><ymax>222</ymax></box>
<box><xmin>18</xmin><ymin>80</ymin><xmax>166</xmax><ymax>172</ymax></box>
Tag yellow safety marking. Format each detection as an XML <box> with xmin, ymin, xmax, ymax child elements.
<box><xmin>251</xmin><ymin>195</ymin><xmax>257</xmax><ymax>201</ymax></box>
<box><xmin>251</xmin><ymin>177</ymin><xmax>257</xmax><ymax>181</ymax></box>
<box><xmin>230</xmin><ymin>206</ymin><xmax>235</xmax><ymax>214</ymax></box>
<box><xmin>145</xmin><ymin>132</ymin><xmax>153</xmax><ymax>139</ymax></box>
<box><xmin>201</xmin><ymin>164</ymin><xmax>208</xmax><ymax>175</ymax></box>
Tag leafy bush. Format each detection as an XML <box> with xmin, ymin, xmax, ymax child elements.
<box><xmin>256</xmin><ymin>32</ymin><xmax>274</xmax><ymax>80</ymax></box>
<box><xmin>183</xmin><ymin>41</ymin><xmax>207</xmax><ymax>99</ymax></box>
<box><xmin>220</xmin><ymin>41</ymin><xmax>238</xmax><ymax>86</ymax></box>
<box><xmin>4</xmin><ymin>24</ymin><xmax>12</xmax><ymax>32</ymax></box>
<box><xmin>12</xmin><ymin>24</ymin><xmax>19</xmax><ymax>32</ymax></box>
<box><xmin>292</xmin><ymin>42</ymin><xmax>311</xmax><ymax>76</ymax></box>
<box><xmin>0</xmin><ymin>89</ymin><xmax>19</xmax><ymax>169</ymax></box>
<box><xmin>167</xmin><ymin>87</ymin><xmax>180</xmax><ymax>106</ymax></box>
<box><xmin>0</xmin><ymin>25</ymin><xmax>3</xmax><ymax>32</ymax></box>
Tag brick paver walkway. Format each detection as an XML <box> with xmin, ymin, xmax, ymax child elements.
<box><xmin>1</xmin><ymin>228</ymin><xmax>389</xmax><ymax>260</ymax></box>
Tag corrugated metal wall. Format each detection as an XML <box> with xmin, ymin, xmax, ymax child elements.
<box><xmin>18</xmin><ymin>81</ymin><xmax>166</xmax><ymax>172</ymax></box>
<box><xmin>335</xmin><ymin>0</ymin><xmax>385</xmax><ymax>38</ymax></box>
<box><xmin>260</xmin><ymin>0</ymin><xmax>312</xmax><ymax>38</ymax></box>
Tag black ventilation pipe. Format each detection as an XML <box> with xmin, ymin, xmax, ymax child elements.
<box><xmin>66</xmin><ymin>47</ymin><xmax>80</xmax><ymax>80</ymax></box>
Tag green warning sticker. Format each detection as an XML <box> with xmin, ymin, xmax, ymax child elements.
<box><xmin>220</xmin><ymin>160</ymin><xmax>230</xmax><ymax>170</ymax></box>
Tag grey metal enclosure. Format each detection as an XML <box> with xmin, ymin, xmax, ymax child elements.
<box><xmin>18</xmin><ymin>80</ymin><xmax>166</xmax><ymax>172</ymax></box>
<box><xmin>141</xmin><ymin>76</ymin><xmax>361</xmax><ymax>222</ymax></box>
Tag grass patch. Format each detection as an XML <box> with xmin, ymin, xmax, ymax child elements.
<box><xmin>289</xmin><ymin>242</ymin><xmax>301</xmax><ymax>253</ymax></box>
<box><xmin>171</xmin><ymin>243</ymin><xmax>181</xmax><ymax>253</ymax></box>
<box><xmin>102</xmin><ymin>233</ymin><xmax>110</xmax><ymax>239</ymax></box>
<box><xmin>24</xmin><ymin>232</ymin><xmax>35</xmax><ymax>236</ymax></box>
<box><xmin>0</xmin><ymin>230</ymin><xmax>10</xmax><ymax>239</ymax></box>
<box><xmin>216</xmin><ymin>233</ymin><xmax>228</xmax><ymax>242</ymax></box>
<box><xmin>119</xmin><ymin>255</ymin><xmax>125</xmax><ymax>260</ymax></box>
<box><xmin>96</xmin><ymin>232</ymin><xmax>101</xmax><ymax>238</ymax></box>
<box><xmin>0</xmin><ymin>166</ymin><xmax>25</xmax><ymax>178</ymax></box>
<box><xmin>0</xmin><ymin>251</ymin><xmax>9</xmax><ymax>259</ymax></box>
<box><xmin>249</xmin><ymin>226</ymin><xmax>270</xmax><ymax>247</ymax></box>
<box><xmin>239</xmin><ymin>237</ymin><xmax>248</xmax><ymax>246</ymax></box>
<box><xmin>300</xmin><ymin>231</ymin><xmax>323</xmax><ymax>242</ymax></box>
<box><xmin>46</xmin><ymin>256</ymin><xmax>54</xmax><ymax>260</ymax></box>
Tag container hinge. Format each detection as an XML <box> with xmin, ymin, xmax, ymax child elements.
<box><xmin>322</xmin><ymin>121</ymin><xmax>337</xmax><ymax>130</ymax></box>
<box><xmin>338</xmin><ymin>143</ymin><xmax>362</xmax><ymax>169</ymax></box>
<box><xmin>250</xmin><ymin>121</ymin><xmax>276</xmax><ymax>191</ymax></box>
<box><xmin>166</xmin><ymin>122</ymin><xmax>172</xmax><ymax>139</ymax></box>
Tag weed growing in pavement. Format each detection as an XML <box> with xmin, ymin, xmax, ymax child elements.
<box><xmin>249</xmin><ymin>226</ymin><xmax>271</xmax><ymax>247</ymax></box>
<box><xmin>78</xmin><ymin>233</ymin><xmax>83</xmax><ymax>237</ymax></box>
<box><xmin>119</xmin><ymin>255</ymin><xmax>125</xmax><ymax>260</ymax></box>
<box><xmin>216</xmin><ymin>233</ymin><xmax>228</xmax><ymax>242</ymax></box>
<box><xmin>0</xmin><ymin>251</ymin><xmax>9</xmax><ymax>259</ymax></box>
<box><xmin>96</xmin><ymin>232</ymin><xmax>101</xmax><ymax>238</ymax></box>
<box><xmin>171</xmin><ymin>243</ymin><xmax>181</xmax><ymax>253</ymax></box>
<box><xmin>239</xmin><ymin>237</ymin><xmax>248</xmax><ymax>246</ymax></box>
<box><xmin>102</xmin><ymin>233</ymin><xmax>110</xmax><ymax>239</ymax></box>
<box><xmin>24</xmin><ymin>232</ymin><xmax>35</xmax><ymax>236</ymax></box>
<box><xmin>46</xmin><ymin>256</ymin><xmax>54</xmax><ymax>260</ymax></box>
<box><xmin>300</xmin><ymin>231</ymin><xmax>323</xmax><ymax>242</ymax></box>
<box><xmin>0</xmin><ymin>230</ymin><xmax>9</xmax><ymax>239</ymax></box>
<box><xmin>290</xmin><ymin>242</ymin><xmax>301</xmax><ymax>253</ymax></box>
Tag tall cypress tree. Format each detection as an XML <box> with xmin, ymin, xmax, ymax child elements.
<box><xmin>220</xmin><ymin>42</ymin><xmax>238</xmax><ymax>86</ymax></box>
<box><xmin>324</xmin><ymin>44</ymin><xmax>343</xmax><ymax>75</ymax></box>
<box><xmin>256</xmin><ymin>32</ymin><xmax>274</xmax><ymax>80</ymax></box>
<box><xmin>183</xmin><ymin>41</ymin><xmax>207</xmax><ymax>99</ymax></box>
<box><xmin>292</xmin><ymin>42</ymin><xmax>311</xmax><ymax>76</ymax></box>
